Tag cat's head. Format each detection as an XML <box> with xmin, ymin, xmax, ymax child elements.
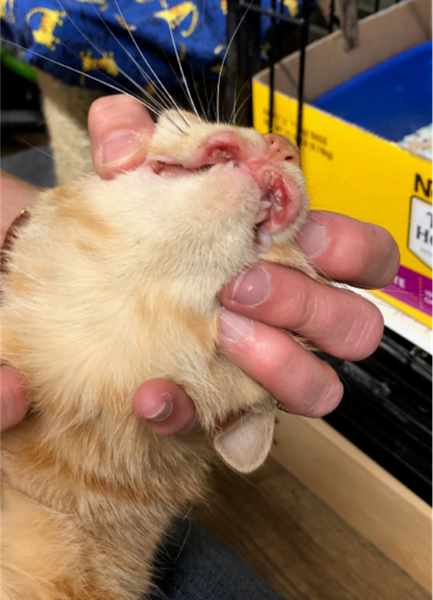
<box><xmin>2</xmin><ymin>109</ymin><xmax>309</xmax><ymax>473</ymax></box>
<box><xmin>84</xmin><ymin>109</ymin><xmax>307</xmax><ymax>312</ymax></box>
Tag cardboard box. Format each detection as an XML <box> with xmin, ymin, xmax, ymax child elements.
<box><xmin>253</xmin><ymin>0</ymin><xmax>432</xmax><ymax>328</ymax></box>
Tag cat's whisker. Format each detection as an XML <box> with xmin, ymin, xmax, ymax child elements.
<box><xmin>87</xmin><ymin>1</ymin><xmax>171</xmax><ymax>116</ymax></box>
<box><xmin>164</xmin><ymin>18</ymin><xmax>200</xmax><ymax>120</ymax></box>
<box><xmin>52</xmin><ymin>2</ymin><xmax>189</xmax><ymax>134</ymax></box>
<box><xmin>187</xmin><ymin>63</ymin><xmax>208</xmax><ymax>122</ymax></box>
<box><xmin>14</xmin><ymin>139</ymin><xmax>54</xmax><ymax>161</ymax></box>
<box><xmin>229</xmin><ymin>76</ymin><xmax>251</xmax><ymax>125</ymax></box>
<box><xmin>111</xmin><ymin>0</ymin><xmax>188</xmax><ymax>126</ymax></box>
<box><xmin>199</xmin><ymin>67</ymin><xmax>213</xmax><ymax>122</ymax></box>
<box><xmin>205</xmin><ymin>76</ymin><xmax>218</xmax><ymax>123</ymax></box>
<box><xmin>2</xmin><ymin>40</ymin><xmax>161</xmax><ymax>119</ymax></box>
<box><xmin>216</xmin><ymin>2</ymin><xmax>253</xmax><ymax>123</ymax></box>
<box><xmin>172</xmin><ymin>511</ymin><xmax>192</xmax><ymax>563</ymax></box>
<box><xmin>54</xmin><ymin>0</ymin><xmax>163</xmax><ymax>115</ymax></box>
<box><xmin>231</xmin><ymin>90</ymin><xmax>251</xmax><ymax>126</ymax></box>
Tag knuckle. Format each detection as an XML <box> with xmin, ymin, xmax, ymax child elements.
<box><xmin>278</xmin><ymin>273</ymin><xmax>313</xmax><ymax>330</ymax></box>
<box><xmin>258</xmin><ymin>335</ymin><xmax>295</xmax><ymax>375</ymax></box>
<box><xmin>295</xmin><ymin>283</ymin><xmax>321</xmax><ymax>331</ymax></box>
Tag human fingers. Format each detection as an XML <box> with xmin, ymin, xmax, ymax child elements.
<box><xmin>88</xmin><ymin>95</ymin><xmax>155</xmax><ymax>180</ymax></box>
<box><xmin>218</xmin><ymin>309</ymin><xmax>344</xmax><ymax>417</ymax></box>
<box><xmin>297</xmin><ymin>211</ymin><xmax>400</xmax><ymax>288</ymax></box>
<box><xmin>220</xmin><ymin>261</ymin><xmax>384</xmax><ymax>361</ymax></box>
<box><xmin>132</xmin><ymin>378</ymin><xmax>196</xmax><ymax>436</ymax></box>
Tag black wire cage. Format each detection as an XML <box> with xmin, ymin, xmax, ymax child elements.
<box><xmin>224</xmin><ymin>0</ymin><xmax>397</xmax><ymax>145</ymax></box>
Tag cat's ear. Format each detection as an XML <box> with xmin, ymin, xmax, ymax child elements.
<box><xmin>212</xmin><ymin>411</ymin><xmax>275</xmax><ymax>474</ymax></box>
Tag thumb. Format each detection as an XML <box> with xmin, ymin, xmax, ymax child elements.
<box><xmin>88</xmin><ymin>95</ymin><xmax>155</xmax><ymax>180</ymax></box>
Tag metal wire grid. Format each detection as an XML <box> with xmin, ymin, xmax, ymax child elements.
<box><xmin>225</xmin><ymin>0</ymin><xmax>394</xmax><ymax>147</ymax></box>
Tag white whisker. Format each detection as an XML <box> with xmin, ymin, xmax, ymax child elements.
<box><xmin>2</xmin><ymin>40</ymin><xmax>161</xmax><ymax>118</ymax></box>
<box><xmin>54</xmin><ymin>0</ymin><xmax>161</xmax><ymax>113</ymax></box>
<box><xmin>163</xmin><ymin>16</ymin><xmax>199</xmax><ymax>119</ymax></box>
<box><xmin>14</xmin><ymin>138</ymin><xmax>53</xmax><ymax>160</ymax></box>
<box><xmin>188</xmin><ymin>64</ymin><xmax>207</xmax><ymax>121</ymax></box>
<box><xmin>229</xmin><ymin>79</ymin><xmax>250</xmax><ymax>125</ymax></box>
<box><xmin>56</xmin><ymin>0</ymin><xmax>167</xmax><ymax>118</ymax></box>
<box><xmin>199</xmin><ymin>68</ymin><xmax>213</xmax><ymax>121</ymax></box>
<box><xmin>90</xmin><ymin>5</ymin><xmax>169</xmax><ymax>114</ymax></box>
<box><xmin>111</xmin><ymin>0</ymin><xmax>189</xmax><ymax>127</ymax></box>
<box><xmin>216</xmin><ymin>2</ymin><xmax>252</xmax><ymax>123</ymax></box>
<box><xmin>231</xmin><ymin>93</ymin><xmax>250</xmax><ymax>125</ymax></box>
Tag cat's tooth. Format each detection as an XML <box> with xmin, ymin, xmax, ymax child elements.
<box><xmin>260</xmin><ymin>200</ymin><xmax>272</xmax><ymax>209</ymax></box>
<box><xmin>257</xmin><ymin>229</ymin><xmax>273</xmax><ymax>249</ymax></box>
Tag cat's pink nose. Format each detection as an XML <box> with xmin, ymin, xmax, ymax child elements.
<box><xmin>264</xmin><ymin>133</ymin><xmax>299</xmax><ymax>164</ymax></box>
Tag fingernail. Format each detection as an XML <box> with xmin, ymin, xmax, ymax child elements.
<box><xmin>101</xmin><ymin>129</ymin><xmax>143</xmax><ymax>166</ymax></box>
<box><xmin>141</xmin><ymin>392</ymin><xmax>174</xmax><ymax>422</ymax></box>
<box><xmin>297</xmin><ymin>217</ymin><xmax>329</xmax><ymax>258</ymax></box>
<box><xmin>219</xmin><ymin>309</ymin><xmax>255</xmax><ymax>344</ymax></box>
<box><xmin>231</xmin><ymin>265</ymin><xmax>271</xmax><ymax>306</ymax></box>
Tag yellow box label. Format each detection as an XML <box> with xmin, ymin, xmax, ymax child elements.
<box><xmin>253</xmin><ymin>80</ymin><xmax>432</xmax><ymax>328</ymax></box>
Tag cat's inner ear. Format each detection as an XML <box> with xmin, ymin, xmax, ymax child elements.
<box><xmin>212</xmin><ymin>411</ymin><xmax>275</xmax><ymax>474</ymax></box>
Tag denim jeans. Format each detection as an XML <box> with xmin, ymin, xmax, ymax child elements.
<box><xmin>151</xmin><ymin>519</ymin><xmax>282</xmax><ymax>600</ymax></box>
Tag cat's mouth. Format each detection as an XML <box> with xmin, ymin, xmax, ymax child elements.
<box><xmin>251</xmin><ymin>166</ymin><xmax>300</xmax><ymax>236</ymax></box>
<box><xmin>149</xmin><ymin>159</ymin><xmax>213</xmax><ymax>177</ymax></box>
<box><xmin>148</xmin><ymin>158</ymin><xmax>301</xmax><ymax>244</ymax></box>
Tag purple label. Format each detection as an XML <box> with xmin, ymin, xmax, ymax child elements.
<box><xmin>382</xmin><ymin>265</ymin><xmax>432</xmax><ymax>316</ymax></box>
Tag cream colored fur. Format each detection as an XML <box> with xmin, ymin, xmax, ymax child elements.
<box><xmin>37</xmin><ymin>71</ymin><xmax>102</xmax><ymax>184</ymax></box>
<box><xmin>1</xmin><ymin>110</ymin><xmax>315</xmax><ymax>599</ymax></box>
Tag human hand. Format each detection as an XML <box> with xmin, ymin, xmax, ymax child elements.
<box><xmin>85</xmin><ymin>95</ymin><xmax>399</xmax><ymax>435</ymax></box>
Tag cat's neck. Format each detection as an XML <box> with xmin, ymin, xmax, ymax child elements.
<box><xmin>2</xmin><ymin>413</ymin><xmax>211</xmax><ymax>521</ymax></box>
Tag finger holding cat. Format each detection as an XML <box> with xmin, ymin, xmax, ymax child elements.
<box><xmin>217</xmin><ymin>215</ymin><xmax>398</xmax><ymax>415</ymax></box>
<box><xmin>132</xmin><ymin>379</ymin><xmax>197</xmax><ymax>436</ymax></box>
<box><xmin>219</xmin><ymin>259</ymin><xmax>387</xmax><ymax>362</ymax></box>
<box><xmin>219</xmin><ymin>309</ymin><xmax>344</xmax><ymax>417</ymax></box>
<box><xmin>296</xmin><ymin>211</ymin><xmax>400</xmax><ymax>288</ymax></box>
<box><xmin>87</xmin><ymin>94</ymin><xmax>399</xmax><ymax>427</ymax></box>
<box><xmin>88</xmin><ymin>94</ymin><xmax>155</xmax><ymax>179</ymax></box>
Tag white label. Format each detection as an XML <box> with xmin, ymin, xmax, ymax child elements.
<box><xmin>408</xmin><ymin>196</ymin><xmax>432</xmax><ymax>267</ymax></box>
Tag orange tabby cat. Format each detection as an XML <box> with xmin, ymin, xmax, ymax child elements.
<box><xmin>1</xmin><ymin>110</ymin><xmax>317</xmax><ymax>599</ymax></box>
